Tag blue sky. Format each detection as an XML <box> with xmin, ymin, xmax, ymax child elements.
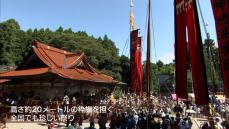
<box><xmin>0</xmin><ymin>0</ymin><xmax>217</xmax><ymax>64</ymax></box>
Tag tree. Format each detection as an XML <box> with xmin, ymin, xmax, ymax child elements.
<box><xmin>203</xmin><ymin>38</ymin><xmax>223</xmax><ymax>93</ymax></box>
<box><xmin>120</xmin><ymin>55</ymin><xmax>130</xmax><ymax>85</ymax></box>
<box><xmin>156</xmin><ymin>60</ymin><xmax>164</xmax><ymax>71</ymax></box>
<box><xmin>0</xmin><ymin>19</ymin><xmax>26</xmax><ymax>66</ymax></box>
<box><xmin>0</xmin><ymin>19</ymin><xmax>122</xmax><ymax>81</ymax></box>
<box><xmin>142</xmin><ymin>61</ymin><xmax>158</xmax><ymax>94</ymax></box>
<box><xmin>56</xmin><ymin>26</ymin><xmax>64</xmax><ymax>33</ymax></box>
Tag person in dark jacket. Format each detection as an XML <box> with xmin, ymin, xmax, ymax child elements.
<box><xmin>126</xmin><ymin>115</ymin><xmax>136</xmax><ymax>129</ymax></box>
<box><xmin>98</xmin><ymin>113</ymin><xmax>107</xmax><ymax>129</ymax></box>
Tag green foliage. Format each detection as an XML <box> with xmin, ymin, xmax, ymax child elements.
<box><xmin>156</xmin><ymin>60</ymin><xmax>163</xmax><ymax>71</ymax></box>
<box><xmin>185</xmin><ymin>38</ymin><xmax>222</xmax><ymax>93</ymax></box>
<box><xmin>142</xmin><ymin>60</ymin><xmax>175</xmax><ymax>95</ymax></box>
<box><xmin>0</xmin><ymin>19</ymin><xmax>26</xmax><ymax>66</ymax></box>
<box><xmin>0</xmin><ymin>19</ymin><xmax>122</xmax><ymax>81</ymax></box>
<box><xmin>0</xmin><ymin>19</ymin><xmax>223</xmax><ymax>94</ymax></box>
<box><xmin>112</xmin><ymin>86</ymin><xmax>123</xmax><ymax>99</ymax></box>
<box><xmin>203</xmin><ymin>39</ymin><xmax>223</xmax><ymax>92</ymax></box>
<box><xmin>120</xmin><ymin>55</ymin><xmax>131</xmax><ymax>85</ymax></box>
<box><xmin>142</xmin><ymin>61</ymin><xmax>157</xmax><ymax>94</ymax></box>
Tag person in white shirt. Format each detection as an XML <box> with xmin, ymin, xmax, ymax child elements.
<box><xmin>133</xmin><ymin>111</ymin><xmax>139</xmax><ymax>127</ymax></box>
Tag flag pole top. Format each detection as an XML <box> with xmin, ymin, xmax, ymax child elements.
<box><xmin>130</xmin><ymin>0</ymin><xmax>134</xmax><ymax>7</ymax></box>
<box><xmin>130</xmin><ymin>0</ymin><xmax>136</xmax><ymax>31</ymax></box>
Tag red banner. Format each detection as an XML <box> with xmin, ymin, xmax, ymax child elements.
<box><xmin>175</xmin><ymin>0</ymin><xmax>209</xmax><ymax>105</ymax></box>
<box><xmin>137</xmin><ymin>37</ymin><xmax>142</xmax><ymax>96</ymax></box>
<box><xmin>130</xmin><ymin>30</ymin><xmax>137</xmax><ymax>94</ymax></box>
<box><xmin>210</xmin><ymin>0</ymin><xmax>229</xmax><ymax>97</ymax></box>
<box><xmin>130</xmin><ymin>30</ymin><xmax>142</xmax><ymax>96</ymax></box>
<box><xmin>175</xmin><ymin>0</ymin><xmax>188</xmax><ymax>99</ymax></box>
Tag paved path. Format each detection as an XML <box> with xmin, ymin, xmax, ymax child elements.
<box><xmin>192</xmin><ymin>119</ymin><xmax>201</xmax><ymax>129</ymax></box>
<box><xmin>192</xmin><ymin>118</ymin><xmax>209</xmax><ymax>129</ymax></box>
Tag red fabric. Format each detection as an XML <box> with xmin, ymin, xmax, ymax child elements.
<box><xmin>175</xmin><ymin>0</ymin><xmax>209</xmax><ymax>105</ymax></box>
<box><xmin>136</xmin><ymin>37</ymin><xmax>142</xmax><ymax>96</ymax></box>
<box><xmin>187</xmin><ymin>0</ymin><xmax>209</xmax><ymax>105</ymax></box>
<box><xmin>175</xmin><ymin>0</ymin><xmax>188</xmax><ymax>99</ymax></box>
<box><xmin>210</xmin><ymin>0</ymin><xmax>229</xmax><ymax>97</ymax></box>
<box><xmin>130</xmin><ymin>30</ymin><xmax>142</xmax><ymax>96</ymax></box>
<box><xmin>130</xmin><ymin>30</ymin><xmax>137</xmax><ymax>93</ymax></box>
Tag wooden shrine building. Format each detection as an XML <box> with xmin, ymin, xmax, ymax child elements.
<box><xmin>0</xmin><ymin>41</ymin><xmax>124</xmax><ymax>102</ymax></box>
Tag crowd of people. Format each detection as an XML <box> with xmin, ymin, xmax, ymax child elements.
<box><xmin>62</xmin><ymin>94</ymin><xmax>193</xmax><ymax>129</ymax></box>
<box><xmin>99</xmin><ymin>94</ymin><xmax>179</xmax><ymax>129</ymax></box>
<box><xmin>62</xmin><ymin>93</ymin><xmax>229</xmax><ymax>129</ymax></box>
<box><xmin>0</xmin><ymin>90</ymin><xmax>229</xmax><ymax>129</ymax></box>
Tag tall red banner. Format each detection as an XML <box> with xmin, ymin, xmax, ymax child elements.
<box><xmin>175</xmin><ymin>0</ymin><xmax>209</xmax><ymax>105</ymax></box>
<box><xmin>130</xmin><ymin>30</ymin><xmax>142</xmax><ymax>96</ymax></box>
<box><xmin>136</xmin><ymin>37</ymin><xmax>142</xmax><ymax>96</ymax></box>
<box><xmin>175</xmin><ymin>0</ymin><xmax>188</xmax><ymax>99</ymax></box>
<box><xmin>210</xmin><ymin>0</ymin><xmax>229</xmax><ymax>97</ymax></box>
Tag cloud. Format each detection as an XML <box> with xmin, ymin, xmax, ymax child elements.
<box><xmin>158</xmin><ymin>51</ymin><xmax>174</xmax><ymax>64</ymax></box>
